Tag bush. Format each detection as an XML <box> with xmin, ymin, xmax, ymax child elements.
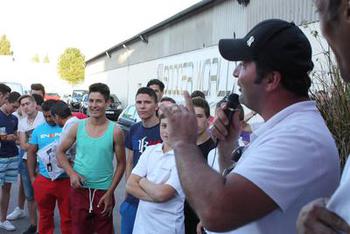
<box><xmin>307</xmin><ymin>26</ymin><xmax>350</xmax><ymax>169</ymax></box>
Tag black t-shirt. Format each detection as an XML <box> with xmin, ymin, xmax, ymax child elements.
<box><xmin>198</xmin><ymin>137</ymin><xmax>216</xmax><ymax>161</ymax></box>
<box><xmin>185</xmin><ymin>137</ymin><xmax>216</xmax><ymax>234</ymax></box>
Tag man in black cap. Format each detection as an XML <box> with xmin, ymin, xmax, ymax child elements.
<box><xmin>159</xmin><ymin>19</ymin><xmax>340</xmax><ymax>234</ymax></box>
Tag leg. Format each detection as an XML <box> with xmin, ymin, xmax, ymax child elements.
<box><xmin>55</xmin><ymin>179</ymin><xmax>72</xmax><ymax>234</ymax></box>
<box><xmin>33</xmin><ymin>175</ymin><xmax>56</xmax><ymax>234</ymax></box>
<box><xmin>93</xmin><ymin>190</ymin><xmax>115</xmax><ymax>234</ymax></box>
<box><xmin>21</xmin><ymin>159</ymin><xmax>37</xmax><ymax>226</ymax></box>
<box><xmin>1</xmin><ymin>156</ymin><xmax>18</xmax><ymax>222</ymax></box>
<box><xmin>17</xmin><ymin>150</ymin><xmax>25</xmax><ymax>209</ymax></box>
<box><xmin>120</xmin><ymin>200</ymin><xmax>138</xmax><ymax>234</ymax></box>
<box><xmin>0</xmin><ymin>183</ymin><xmax>12</xmax><ymax>222</ymax></box>
<box><xmin>70</xmin><ymin>188</ymin><xmax>94</xmax><ymax>234</ymax></box>
<box><xmin>18</xmin><ymin>178</ymin><xmax>25</xmax><ymax>209</ymax></box>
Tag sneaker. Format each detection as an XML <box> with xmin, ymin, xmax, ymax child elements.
<box><xmin>0</xmin><ymin>220</ymin><xmax>16</xmax><ymax>231</ymax></box>
<box><xmin>6</xmin><ymin>207</ymin><xmax>25</xmax><ymax>220</ymax></box>
<box><xmin>22</xmin><ymin>224</ymin><xmax>37</xmax><ymax>234</ymax></box>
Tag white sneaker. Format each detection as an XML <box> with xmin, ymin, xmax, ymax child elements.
<box><xmin>6</xmin><ymin>207</ymin><xmax>25</xmax><ymax>220</ymax></box>
<box><xmin>0</xmin><ymin>220</ymin><xmax>16</xmax><ymax>231</ymax></box>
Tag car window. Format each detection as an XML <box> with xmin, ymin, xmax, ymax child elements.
<box><xmin>123</xmin><ymin>105</ymin><xmax>136</xmax><ymax>120</ymax></box>
<box><xmin>83</xmin><ymin>94</ymin><xmax>88</xmax><ymax>102</ymax></box>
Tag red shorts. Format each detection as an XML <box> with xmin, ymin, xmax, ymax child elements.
<box><xmin>70</xmin><ymin>187</ymin><xmax>115</xmax><ymax>234</ymax></box>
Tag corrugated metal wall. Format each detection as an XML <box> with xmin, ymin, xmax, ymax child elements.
<box><xmin>87</xmin><ymin>0</ymin><xmax>318</xmax><ymax>75</ymax></box>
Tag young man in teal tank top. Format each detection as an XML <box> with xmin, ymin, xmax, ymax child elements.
<box><xmin>57</xmin><ymin>83</ymin><xmax>126</xmax><ymax>234</ymax></box>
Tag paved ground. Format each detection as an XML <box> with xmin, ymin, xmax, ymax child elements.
<box><xmin>4</xmin><ymin>174</ymin><xmax>126</xmax><ymax>234</ymax></box>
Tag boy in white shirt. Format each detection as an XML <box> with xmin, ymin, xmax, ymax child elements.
<box><xmin>126</xmin><ymin>114</ymin><xmax>185</xmax><ymax>234</ymax></box>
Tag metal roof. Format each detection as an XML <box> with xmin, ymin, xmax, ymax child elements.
<box><xmin>85</xmin><ymin>0</ymin><xmax>227</xmax><ymax>64</ymax></box>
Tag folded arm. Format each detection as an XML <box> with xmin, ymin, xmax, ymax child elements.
<box><xmin>126</xmin><ymin>174</ymin><xmax>154</xmax><ymax>202</ymax></box>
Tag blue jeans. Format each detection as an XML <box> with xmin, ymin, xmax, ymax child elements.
<box><xmin>119</xmin><ymin>200</ymin><xmax>138</xmax><ymax>234</ymax></box>
<box><xmin>18</xmin><ymin>150</ymin><xmax>34</xmax><ymax>201</ymax></box>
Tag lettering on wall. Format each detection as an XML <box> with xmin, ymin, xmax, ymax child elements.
<box><xmin>157</xmin><ymin>57</ymin><xmax>235</xmax><ymax>99</ymax></box>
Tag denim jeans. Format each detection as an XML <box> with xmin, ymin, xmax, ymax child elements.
<box><xmin>18</xmin><ymin>149</ymin><xmax>34</xmax><ymax>201</ymax></box>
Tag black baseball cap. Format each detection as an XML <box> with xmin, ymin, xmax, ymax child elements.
<box><xmin>219</xmin><ymin>19</ymin><xmax>314</xmax><ymax>74</ymax></box>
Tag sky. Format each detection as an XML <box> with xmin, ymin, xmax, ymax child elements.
<box><xmin>0</xmin><ymin>0</ymin><xmax>200</xmax><ymax>62</ymax></box>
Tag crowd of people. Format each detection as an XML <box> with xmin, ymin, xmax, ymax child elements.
<box><xmin>1</xmin><ymin>0</ymin><xmax>350</xmax><ymax>233</ymax></box>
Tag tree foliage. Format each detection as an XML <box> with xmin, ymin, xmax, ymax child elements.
<box><xmin>32</xmin><ymin>54</ymin><xmax>40</xmax><ymax>63</ymax></box>
<box><xmin>57</xmin><ymin>48</ymin><xmax>85</xmax><ymax>85</ymax></box>
<box><xmin>43</xmin><ymin>55</ymin><xmax>50</xmax><ymax>63</ymax></box>
<box><xmin>0</xmin><ymin>35</ymin><xmax>12</xmax><ymax>55</ymax></box>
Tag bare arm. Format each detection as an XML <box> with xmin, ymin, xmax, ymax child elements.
<box><xmin>126</xmin><ymin>174</ymin><xmax>154</xmax><ymax>202</ymax></box>
<box><xmin>139</xmin><ymin>177</ymin><xmax>176</xmax><ymax>202</ymax></box>
<box><xmin>57</xmin><ymin>123</ymin><xmax>83</xmax><ymax>189</ymax></box>
<box><xmin>125</xmin><ymin>149</ymin><xmax>134</xmax><ymax>180</ymax></box>
<box><xmin>27</xmin><ymin>144</ymin><xmax>38</xmax><ymax>183</ymax></box>
<box><xmin>106</xmin><ymin>126</ymin><xmax>126</xmax><ymax>194</ymax></box>
<box><xmin>19</xmin><ymin>132</ymin><xmax>31</xmax><ymax>151</ymax></box>
<box><xmin>4</xmin><ymin>132</ymin><xmax>17</xmax><ymax>142</ymax></box>
<box><xmin>160</xmin><ymin>92</ymin><xmax>277</xmax><ymax>232</ymax></box>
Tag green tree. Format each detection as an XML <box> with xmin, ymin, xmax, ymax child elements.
<box><xmin>57</xmin><ymin>48</ymin><xmax>85</xmax><ymax>84</ymax></box>
<box><xmin>43</xmin><ymin>54</ymin><xmax>50</xmax><ymax>63</ymax></box>
<box><xmin>0</xmin><ymin>35</ymin><xmax>12</xmax><ymax>55</ymax></box>
<box><xmin>32</xmin><ymin>54</ymin><xmax>40</xmax><ymax>63</ymax></box>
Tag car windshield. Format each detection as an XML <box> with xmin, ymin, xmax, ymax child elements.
<box><xmin>82</xmin><ymin>94</ymin><xmax>88</xmax><ymax>102</ymax></box>
<box><xmin>72</xmin><ymin>90</ymin><xmax>87</xmax><ymax>98</ymax></box>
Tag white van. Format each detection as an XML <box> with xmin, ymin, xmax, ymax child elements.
<box><xmin>2</xmin><ymin>82</ymin><xmax>26</xmax><ymax>95</ymax></box>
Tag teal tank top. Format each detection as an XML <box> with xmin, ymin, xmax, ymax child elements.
<box><xmin>73</xmin><ymin>119</ymin><xmax>115</xmax><ymax>190</ymax></box>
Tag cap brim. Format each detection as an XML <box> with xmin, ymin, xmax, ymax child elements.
<box><xmin>219</xmin><ymin>39</ymin><xmax>252</xmax><ymax>61</ymax></box>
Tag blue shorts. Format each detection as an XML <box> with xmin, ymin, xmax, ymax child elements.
<box><xmin>18</xmin><ymin>150</ymin><xmax>34</xmax><ymax>201</ymax></box>
<box><xmin>0</xmin><ymin>156</ymin><xmax>18</xmax><ymax>186</ymax></box>
<box><xmin>120</xmin><ymin>200</ymin><xmax>138</xmax><ymax>234</ymax></box>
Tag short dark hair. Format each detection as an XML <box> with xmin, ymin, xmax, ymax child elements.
<box><xmin>31</xmin><ymin>83</ymin><xmax>45</xmax><ymax>96</ymax></box>
<box><xmin>42</xmin><ymin>100</ymin><xmax>57</xmax><ymax>112</ymax></box>
<box><xmin>191</xmin><ymin>90</ymin><xmax>205</xmax><ymax>99</ymax></box>
<box><xmin>136</xmin><ymin>87</ymin><xmax>158</xmax><ymax>103</ymax></box>
<box><xmin>89</xmin><ymin>83</ymin><xmax>110</xmax><ymax>101</ymax></box>
<box><xmin>160</xmin><ymin>96</ymin><xmax>176</xmax><ymax>104</ymax></box>
<box><xmin>8</xmin><ymin>92</ymin><xmax>21</xmax><ymax>103</ymax></box>
<box><xmin>147</xmin><ymin>79</ymin><xmax>165</xmax><ymax>92</ymax></box>
<box><xmin>18</xmin><ymin>95</ymin><xmax>35</xmax><ymax>104</ymax></box>
<box><xmin>254</xmin><ymin>60</ymin><xmax>310</xmax><ymax>98</ymax></box>
<box><xmin>0</xmin><ymin>83</ymin><xmax>11</xmax><ymax>95</ymax></box>
<box><xmin>192</xmin><ymin>97</ymin><xmax>210</xmax><ymax>118</ymax></box>
<box><xmin>51</xmin><ymin>100</ymin><xmax>71</xmax><ymax>119</ymax></box>
<box><xmin>32</xmin><ymin>93</ymin><xmax>44</xmax><ymax>106</ymax></box>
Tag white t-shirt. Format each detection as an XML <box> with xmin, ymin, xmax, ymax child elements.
<box><xmin>59</xmin><ymin>116</ymin><xmax>80</xmax><ymax>161</ymax></box>
<box><xmin>59</xmin><ymin>116</ymin><xmax>80</xmax><ymax>143</ymax></box>
<box><xmin>18</xmin><ymin>111</ymin><xmax>45</xmax><ymax>159</ymax></box>
<box><xmin>132</xmin><ymin>143</ymin><xmax>185</xmax><ymax>234</ymax></box>
<box><xmin>327</xmin><ymin>156</ymin><xmax>350</xmax><ymax>223</ymax></box>
<box><xmin>207</xmin><ymin>101</ymin><xmax>340</xmax><ymax>234</ymax></box>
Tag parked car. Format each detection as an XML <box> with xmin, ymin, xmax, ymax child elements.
<box><xmin>70</xmin><ymin>90</ymin><xmax>88</xmax><ymax>111</ymax></box>
<box><xmin>117</xmin><ymin>104</ymin><xmax>140</xmax><ymax>132</ymax></box>
<box><xmin>105</xmin><ymin>94</ymin><xmax>123</xmax><ymax>121</ymax></box>
<box><xmin>79</xmin><ymin>94</ymin><xmax>89</xmax><ymax>115</ymax></box>
<box><xmin>45</xmin><ymin>92</ymin><xmax>60</xmax><ymax>100</ymax></box>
